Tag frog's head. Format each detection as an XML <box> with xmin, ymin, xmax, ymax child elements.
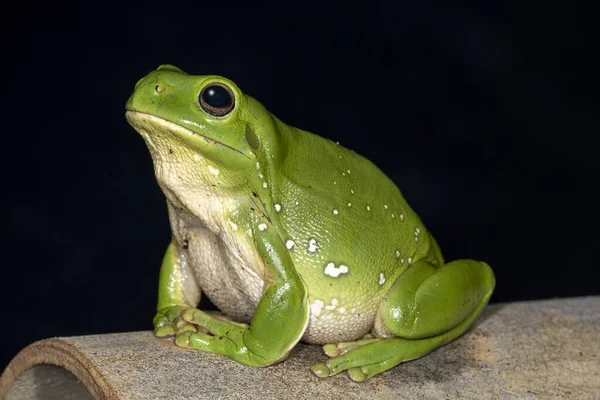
<box><xmin>126</xmin><ymin>65</ymin><xmax>282</xmax><ymax>191</ymax></box>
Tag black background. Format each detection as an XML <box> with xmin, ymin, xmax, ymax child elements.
<box><xmin>2</xmin><ymin>1</ymin><xmax>597</xmax><ymax>371</ymax></box>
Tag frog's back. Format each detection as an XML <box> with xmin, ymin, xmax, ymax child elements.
<box><xmin>270</xmin><ymin>119</ymin><xmax>440</xmax><ymax>343</ymax></box>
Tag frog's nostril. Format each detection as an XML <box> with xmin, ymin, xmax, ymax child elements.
<box><xmin>155</xmin><ymin>84</ymin><xmax>164</xmax><ymax>93</ymax></box>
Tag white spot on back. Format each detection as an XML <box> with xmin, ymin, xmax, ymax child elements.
<box><xmin>285</xmin><ymin>240</ymin><xmax>295</xmax><ymax>249</ymax></box>
<box><xmin>366</xmin><ymin>205</ymin><xmax>371</xmax><ymax>211</ymax></box>
<box><xmin>274</xmin><ymin>203</ymin><xmax>281</xmax><ymax>212</ymax></box>
<box><xmin>258</xmin><ymin>223</ymin><xmax>267</xmax><ymax>231</ymax></box>
<box><xmin>400</xmin><ymin>214</ymin><xmax>404</xmax><ymax>221</ymax></box>
<box><xmin>395</xmin><ymin>250</ymin><xmax>401</xmax><ymax>258</ymax></box>
<box><xmin>379</xmin><ymin>273</ymin><xmax>386</xmax><ymax>285</ymax></box>
<box><xmin>256</xmin><ymin>162</ymin><xmax>260</xmax><ymax>170</ymax></box>
<box><xmin>384</xmin><ymin>204</ymin><xmax>388</xmax><ymax>209</ymax></box>
<box><xmin>338</xmin><ymin>307</ymin><xmax>346</xmax><ymax>314</ymax></box>
<box><xmin>262</xmin><ymin>182</ymin><xmax>268</xmax><ymax>189</ymax></box>
<box><xmin>193</xmin><ymin>154</ymin><xmax>201</xmax><ymax>161</ymax></box>
<box><xmin>408</xmin><ymin>257</ymin><xmax>413</xmax><ymax>264</ymax></box>
<box><xmin>333</xmin><ymin>209</ymin><xmax>339</xmax><ymax>215</ymax></box>
<box><xmin>324</xmin><ymin>263</ymin><xmax>349</xmax><ymax>277</ymax></box>
<box><xmin>308</xmin><ymin>239</ymin><xmax>319</xmax><ymax>253</ymax></box>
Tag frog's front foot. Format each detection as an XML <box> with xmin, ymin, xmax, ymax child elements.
<box><xmin>173</xmin><ymin>308</ymin><xmax>274</xmax><ymax>367</ymax></box>
<box><xmin>153</xmin><ymin>305</ymin><xmax>197</xmax><ymax>338</ymax></box>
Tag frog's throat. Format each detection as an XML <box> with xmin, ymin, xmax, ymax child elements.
<box><xmin>125</xmin><ymin>111</ymin><xmax>250</xmax><ymax>159</ymax></box>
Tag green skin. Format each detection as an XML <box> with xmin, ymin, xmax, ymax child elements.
<box><xmin>125</xmin><ymin>65</ymin><xmax>495</xmax><ymax>382</ymax></box>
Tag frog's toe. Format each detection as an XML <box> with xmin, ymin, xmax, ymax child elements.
<box><xmin>174</xmin><ymin>331</ymin><xmax>193</xmax><ymax>347</ymax></box>
<box><xmin>153</xmin><ymin>313</ymin><xmax>176</xmax><ymax>337</ymax></box>
<box><xmin>347</xmin><ymin>367</ymin><xmax>368</xmax><ymax>382</ymax></box>
<box><xmin>181</xmin><ymin>307</ymin><xmax>213</xmax><ymax>327</ymax></box>
<box><xmin>348</xmin><ymin>358</ymin><xmax>397</xmax><ymax>381</ymax></box>
<box><xmin>181</xmin><ymin>307</ymin><xmax>197</xmax><ymax>323</ymax></box>
<box><xmin>310</xmin><ymin>362</ymin><xmax>333</xmax><ymax>378</ymax></box>
<box><xmin>153</xmin><ymin>305</ymin><xmax>195</xmax><ymax>338</ymax></box>
<box><xmin>153</xmin><ymin>313</ymin><xmax>168</xmax><ymax>328</ymax></box>
<box><xmin>154</xmin><ymin>324</ymin><xmax>175</xmax><ymax>338</ymax></box>
<box><xmin>176</xmin><ymin>323</ymin><xmax>197</xmax><ymax>334</ymax></box>
<box><xmin>311</xmin><ymin>356</ymin><xmax>355</xmax><ymax>378</ymax></box>
<box><xmin>322</xmin><ymin>343</ymin><xmax>341</xmax><ymax>357</ymax></box>
<box><xmin>311</xmin><ymin>356</ymin><xmax>388</xmax><ymax>381</ymax></box>
<box><xmin>175</xmin><ymin>330</ymin><xmax>215</xmax><ymax>351</ymax></box>
<box><xmin>322</xmin><ymin>337</ymin><xmax>380</xmax><ymax>357</ymax></box>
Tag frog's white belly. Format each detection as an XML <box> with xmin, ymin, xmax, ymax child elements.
<box><xmin>169</xmin><ymin>205</ymin><xmax>265</xmax><ymax>324</ymax></box>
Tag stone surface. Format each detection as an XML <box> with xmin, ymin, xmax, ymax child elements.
<box><xmin>1</xmin><ymin>297</ymin><xmax>599</xmax><ymax>399</ymax></box>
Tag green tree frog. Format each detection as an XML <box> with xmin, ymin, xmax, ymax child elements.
<box><xmin>125</xmin><ymin>65</ymin><xmax>495</xmax><ymax>381</ymax></box>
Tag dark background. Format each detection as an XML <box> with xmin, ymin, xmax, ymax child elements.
<box><xmin>2</xmin><ymin>2</ymin><xmax>597</xmax><ymax>371</ymax></box>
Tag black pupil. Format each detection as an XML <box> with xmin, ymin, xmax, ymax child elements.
<box><xmin>202</xmin><ymin>85</ymin><xmax>231</xmax><ymax>108</ymax></box>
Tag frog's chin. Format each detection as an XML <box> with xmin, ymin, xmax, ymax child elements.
<box><xmin>125</xmin><ymin>111</ymin><xmax>251</xmax><ymax>160</ymax></box>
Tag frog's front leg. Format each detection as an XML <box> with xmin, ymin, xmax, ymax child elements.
<box><xmin>175</xmin><ymin>218</ymin><xmax>310</xmax><ymax>367</ymax></box>
<box><xmin>153</xmin><ymin>239</ymin><xmax>201</xmax><ymax>337</ymax></box>
<box><xmin>312</xmin><ymin>259</ymin><xmax>495</xmax><ymax>381</ymax></box>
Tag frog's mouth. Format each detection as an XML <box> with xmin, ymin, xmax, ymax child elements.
<box><xmin>125</xmin><ymin>111</ymin><xmax>250</xmax><ymax>159</ymax></box>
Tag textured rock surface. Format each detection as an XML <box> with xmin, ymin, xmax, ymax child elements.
<box><xmin>1</xmin><ymin>297</ymin><xmax>599</xmax><ymax>399</ymax></box>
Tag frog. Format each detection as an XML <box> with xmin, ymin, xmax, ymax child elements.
<box><xmin>125</xmin><ymin>65</ymin><xmax>495</xmax><ymax>382</ymax></box>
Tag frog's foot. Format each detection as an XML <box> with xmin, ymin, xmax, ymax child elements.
<box><xmin>153</xmin><ymin>305</ymin><xmax>197</xmax><ymax>338</ymax></box>
<box><xmin>312</xmin><ymin>336</ymin><xmax>440</xmax><ymax>382</ymax></box>
<box><xmin>173</xmin><ymin>308</ymin><xmax>273</xmax><ymax>365</ymax></box>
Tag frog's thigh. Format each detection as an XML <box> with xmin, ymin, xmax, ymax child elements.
<box><xmin>374</xmin><ymin>259</ymin><xmax>495</xmax><ymax>339</ymax></box>
<box><xmin>312</xmin><ymin>260</ymin><xmax>495</xmax><ymax>381</ymax></box>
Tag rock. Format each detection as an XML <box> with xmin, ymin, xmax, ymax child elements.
<box><xmin>1</xmin><ymin>297</ymin><xmax>599</xmax><ymax>399</ymax></box>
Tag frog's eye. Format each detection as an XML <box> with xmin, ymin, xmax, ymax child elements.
<box><xmin>199</xmin><ymin>83</ymin><xmax>235</xmax><ymax>116</ymax></box>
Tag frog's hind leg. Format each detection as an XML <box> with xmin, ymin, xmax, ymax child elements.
<box><xmin>311</xmin><ymin>259</ymin><xmax>495</xmax><ymax>381</ymax></box>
